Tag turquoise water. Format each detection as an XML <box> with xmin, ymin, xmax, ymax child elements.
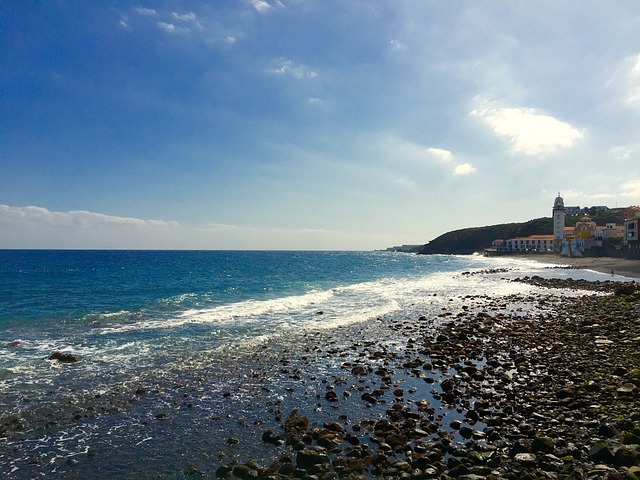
<box><xmin>0</xmin><ymin>250</ymin><xmax>616</xmax><ymax>478</ymax></box>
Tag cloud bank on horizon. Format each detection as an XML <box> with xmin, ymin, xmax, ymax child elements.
<box><xmin>1</xmin><ymin>1</ymin><xmax>639</xmax><ymax>249</ymax></box>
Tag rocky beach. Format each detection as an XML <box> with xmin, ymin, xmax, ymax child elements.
<box><xmin>212</xmin><ymin>274</ymin><xmax>640</xmax><ymax>479</ymax></box>
<box><xmin>1</xmin><ymin>261</ymin><xmax>639</xmax><ymax>479</ymax></box>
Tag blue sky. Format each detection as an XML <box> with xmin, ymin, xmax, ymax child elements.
<box><xmin>2</xmin><ymin>1</ymin><xmax>640</xmax><ymax>249</ymax></box>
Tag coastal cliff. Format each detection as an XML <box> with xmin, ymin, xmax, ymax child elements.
<box><xmin>417</xmin><ymin>218</ymin><xmax>553</xmax><ymax>255</ymax></box>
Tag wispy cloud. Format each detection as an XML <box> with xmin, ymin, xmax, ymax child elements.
<box><xmin>470</xmin><ymin>98</ymin><xmax>584</xmax><ymax>155</ymax></box>
<box><xmin>172</xmin><ymin>12</ymin><xmax>197</xmax><ymax>22</ymax></box>
<box><xmin>157</xmin><ymin>22</ymin><xmax>190</xmax><ymax>34</ymax></box>
<box><xmin>388</xmin><ymin>39</ymin><xmax>406</xmax><ymax>53</ymax></box>
<box><xmin>135</xmin><ymin>7</ymin><xmax>157</xmax><ymax>16</ymax></box>
<box><xmin>251</xmin><ymin>0</ymin><xmax>274</xmax><ymax>14</ymax></box>
<box><xmin>267</xmin><ymin>59</ymin><xmax>318</xmax><ymax>79</ymax></box>
<box><xmin>0</xmin><ymin>205</ymin><xmax>179</xmax><ymax>228</ymax></box>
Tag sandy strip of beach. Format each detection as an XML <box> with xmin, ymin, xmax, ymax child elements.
<box><xmin>514</xmin><ymin>253</ymin><xmax>640</xmax><ymax>279</ymax></box>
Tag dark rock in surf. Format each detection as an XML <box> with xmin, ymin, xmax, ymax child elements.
<box><xmin>46</xmin><ymin>351</ymin><xmax>80</xmax><ymax>363</ymax></box>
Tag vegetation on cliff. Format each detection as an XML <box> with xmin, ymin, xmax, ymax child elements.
<box><xmin>417</xmin><ymin>217</ymin><xmax>553</xmax><ymax>255</ymax></box>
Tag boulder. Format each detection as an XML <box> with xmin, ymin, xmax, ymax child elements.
<box><xmin>614</xmin><ymin>445</ymin><xmax>640</xmax><ymax>467</ymax></box>
<box><xmin>617</xmin><ymin>383</ymin><xmax>639</xmax><ymax>397</ymax></box>
<box><xmin>588</xmin><ymin>442</ymin><xmax>614</xmax><ymax>463</ymax></box>
<box><xmin>296</xmin><ymin>447</ymin><xmax>330</xmax><ymax>469</ymax></box>
<box><xmin>47</xmin><ymin>351</ymin><xmax>80</xmax><ymax>363</ymax></box>
<box><xmin>532</xmin><ymin>436</ymin><xmax>555</xmax><ymax>454</ymax></box>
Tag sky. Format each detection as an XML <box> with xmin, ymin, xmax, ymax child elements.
<box><xmin>1</xmin><ymin>1</ymin><xmax>640</xmax><ymax>250</ymax></box>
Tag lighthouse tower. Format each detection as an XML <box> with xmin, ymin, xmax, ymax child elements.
<box><xmin>552</xmin><ymin>193</ymin><xmax>566</xmax><ymax>253</ymax></box>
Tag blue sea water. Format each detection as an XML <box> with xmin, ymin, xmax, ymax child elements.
<box><xmin>0</xmin><ymin>250</ymin><xmax>619</xmax><ymax>478</ymax></box>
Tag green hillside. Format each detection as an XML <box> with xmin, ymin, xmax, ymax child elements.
<box><xmin>417</xmin><ymin>217</ymin><xmax>554</xmax><ymax>255</ymax></box>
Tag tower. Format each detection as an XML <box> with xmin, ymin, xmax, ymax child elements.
<box><xmin>552</xmin><ymin>193</ymin><xmax>566</xmax><ymax>253</ymax></box>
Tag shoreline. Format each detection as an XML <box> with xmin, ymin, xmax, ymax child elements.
<box><xmin>213</xmin><ymin>276</ymin><xmax>640</xmax><ymax>479</ymax></box>
<box><xmin>501</xmin><ymin>253</ymin><xmax>640</xmax><ymax>279</ymax></box>
<box><xmin>2</xmin><ymin>273</ymin><xmax>639</xmax><ymax>478</ymax></box>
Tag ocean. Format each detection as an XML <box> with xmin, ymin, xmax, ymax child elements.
<box><xmin>0</xmin><ymin>250</ymin><xmax>619</xmax><ymax>478</ymax></box>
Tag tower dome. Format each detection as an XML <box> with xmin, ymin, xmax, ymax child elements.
<box><xmin>553</xmin><ymin>193</ymin><xmax>565</xmax><ymax>211</ymax></box>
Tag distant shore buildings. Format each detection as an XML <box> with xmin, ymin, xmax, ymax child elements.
<box><xmin>491</xmin><ymin>193</ymin><xmax>640</xmax><ymax>257</ymax></box>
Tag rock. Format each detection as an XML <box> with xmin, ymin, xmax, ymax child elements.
<box><xmin>183</xmin><ymin>464</ymin><xmax>204</xmax><ymax>476</ymax></box>
<box><xmin>278</xmin><ymin>462</ymin><xmax>296</xmax><ymax>476</ymax></box>
<box><xmin>215</xmin><ymin>464</ymin><xmax>233</xmax><ymax>477</ymax></box>
<box><xmin>441</xmin><ymin>379</ymin><xmax>455</xmax><ymax>392</ymax></box>
<box><xmin>538</xmin><ymin>454</ymin><xmax>563</xmax><ymax>472</ymax></box>
<box><xmin>614</xmin><ymin>284</ymin><xmax>636</xmax><ymax>296</ymax></box>
<box><xmin>627</xmin><ymin>466</ymin><xmax>640</xmax><ymax>480</ymax></box>
<box><xmin>617</xmin><ymin>383</ymin><xmax>639</xmax><ymax>397</ymax></box>
<box><xmin>232</xmin><ymin>464</ymin><xmax>258</xmax><ymax>480</ymax></box>
<box><xmin>614</xmin><ymin>445</ymin><xmax>640</xmax><ymax>467</ymax></box>
<box><xmin>296</xmin><ymin>447</ymin><xmax>330</xmax><ymax>469</ymax></box>
<box><xmin>598</xmin><ymin>423</ymin><xmax>618</xmax><ymax>438</ymax></box>
<box><xmin>325</xmin><ymin>391</ymin><xmax>338</xmax><ymax>402</ymax></box>
<box><xmin>284</xmin><ymin>413</ymin><xmax>309</xmax><ymax>431</ymax></box>
<box><xmin>588</xmin><ymin>442</ymin><xmax>614</xmax><ymax>463</ymax></box>
<box><xmin>623</xmin><ymin>431</ymin><xmax>640</xmax><ymax>445</ymax></box>
<box><xmin>555</xmin><ymin>387</ymin><xmax>574</xmax><ymax>399</ymax></box>
<box><xmin>262</xmin><ymin>430</ymin><xmax>285</xmax><ymax>445</ymax></box>
<box><xmin>532</xmin><ymin>436</ymin><xmax>555</xmax><ymax>454</ymax></box>
<box><xmin>465</xmin><ymin>409</ymin><xmax>479</xmax><ymax>422</ymax></box>
<box><xmin>46</xmin><ymin>351</ymin><xmax>80</xmax><ymax>363</ymax></box>
<box><xmin>514</xmin><ymin>453</ymin><xmax>537</xmax><ymax>466</ymax></box>
<box><xmin>613</xmin><ymin>366</ymin><xmax>629</xmax><ymax>376</ymax></box>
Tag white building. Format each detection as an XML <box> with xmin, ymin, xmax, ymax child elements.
<box><xmin>503</xmin><ymin>235</ymin><xmax>554</xmax><ymax>252</ymax></box>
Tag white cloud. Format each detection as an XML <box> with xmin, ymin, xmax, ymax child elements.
<box><xmin>157</xmin><ymin>22</ymin><xmax>177</xmax><ymax>33</ymax></box>
<box><xmin>425</xmin><ymin>147</ymin><xmax>453</xmax><ymax>163</ymax></box>
<box><xmin>172</xmin><ymin>12</ymin><xmax>197</xmax><ymax>22</ymax></box>
<box><xmin>157</xmin><ymin>22</ymin><xmax>190</xmax><ymax>34</ymax></box>
<box><xmin>471</xmin><ymin>98</ymin><xmax>584</xmax><ymax>155</ymax></box>
<box><xmin>620</xmin><ymin>179</ymin><xmax>640</xmax><ymax>199</ymax></box>
<box><xmin>0</xmin><ymin>205</ymin><xmax>178</xmax><ymax>229</ymax></box>
<box><xmin>268</xmin><ymin>59</ymin><xmax>318</xmax><ymax>79</ymax></box>
<box><xmin>135</xmin><ymin>7</ymin><xmax>157</xmax><ymax>16</ymax></box>
<box><xmin>251</xmin><ymin>0</ymin><xmax>273</xmax><ymax>13</ymax></box>
<box><xmin>224</xmin><ymin>36</ymin><xmax>237</xmax><ymax>44</ymax></box>
<box><xmin>0</xmin><ymin>205</ymin><xmax>398</xmax><ymax>250</ymax></box>
<box><xmin>453</xmin><ymin>163</ymin><xmax>476</xmax><ymax>176</ymax></box>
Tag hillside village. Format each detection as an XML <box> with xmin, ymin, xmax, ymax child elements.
<box><xmin>489</xmin><ymin>193</ymin><xmax>640</xmax><ymax>258</ymax></box>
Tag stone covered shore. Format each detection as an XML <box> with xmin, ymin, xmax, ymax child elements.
<box><xmin>216</xmin><ymin>276</ymin><xmax>640</xmax><ymax>480</ymax></box>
